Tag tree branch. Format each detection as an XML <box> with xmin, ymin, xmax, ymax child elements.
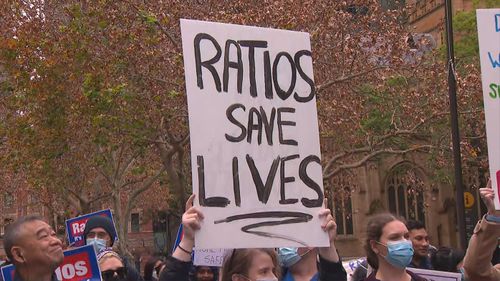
<box><xmin>125</xmin><ymin>166</ymin><xmax>167</xmax><ymax>217</ymax></box>
<box><xmin>316</xmin><ymin>66</ymin><xmax>388</xmax><ymax>94</ymax></box>
<box><xmin>323</xmin><ymin>145</ymin><xmax>434</xmax><ymax>179</ymax></box>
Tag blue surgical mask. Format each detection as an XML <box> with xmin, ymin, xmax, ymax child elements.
<box><xmin>377</xmin><ymin>239</ymin><xmax>414</xmax><ymax>269</ymax></box>
<box><xmin>278</xmin><ymin>247</ymin><xmax>301</xmax><ymax>267</ymax></box>
<box><xmin>86</xmin><ymin>237</ymin><xmax>107</xmax><ymax>254</ymax></box>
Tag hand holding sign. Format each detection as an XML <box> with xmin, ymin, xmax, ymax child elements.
<box><xmin>480</xmin><ymin>180</ymin><xmax>500</xmax><ymax>216</ymax></box>
<box><xmin>319</xmin><ymin>198</ymin><xmax>337</xmax><ymax>243</ymax></box>
<box><xmin>318</xmin><ymin>198</ymin><xmax>340</xmax><ymax>263</ymax></box>
<box><xmin>173</xmin><ymin>194</ymin><xmax>204</xmax><ymax>262</ymax></box>
<box><xmin>183</xmin><ymin>194</ymin><xmax>205</xmax><ymax>240</ymax></box>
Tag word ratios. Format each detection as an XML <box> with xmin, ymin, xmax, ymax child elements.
<box><xmin>194</xmin><ymin>34</ymin><xmax>315</xmax><ymax>103</ymax></box>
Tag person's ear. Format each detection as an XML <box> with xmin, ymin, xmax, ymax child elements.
<box><xmin>370</xmin><ymin>240</ymin><xmax>380</xmax><ymax>255</ymax></box>
<box><xmin>11</xmin><ymin>246</ymin><xmax>26</xmax><ymax>264</ymax></box>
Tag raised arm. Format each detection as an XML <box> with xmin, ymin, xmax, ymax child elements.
<box><xmin>317</xmin><ymin>199</ymin><xmax>347</xmax><ymax>281</ymax></box>
<box><xmin>160</xmin><ymin>194</ymin><xmax>204</xmax><ymax>281</ymax></box>
<box><xmin>462</xmin><ymin>180</ymin><xmax>500</xmax><ymax>281</ymax></box>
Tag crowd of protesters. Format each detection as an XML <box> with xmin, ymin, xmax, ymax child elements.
<box><xmin>0</xmin><ymin>180</ymin><xmax>499</xmax><ymax>281</ymax></box>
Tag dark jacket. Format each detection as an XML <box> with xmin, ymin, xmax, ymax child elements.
<box><xmin>159</xmin><ymin>256</ymin><xmax>191</xmax><ymax>281</ymax></box>
<box><xmin>364</xmin><ymin>270</ymin><xmax>427</xmax><ymax>281</ymax></box>
<box><xmin>408</xmin><ymin>256</ymin><xmax>433</xmax><ymax>270</ymax></box>
<box><xmin>122</xmin><ymin>256</ymin><xmax>144</xmax><ymax>281</ymax></box>
<box><xmin>159</xmin><ymin>255</ymin><xmax>347</xmax><ymax>281</ymax></box>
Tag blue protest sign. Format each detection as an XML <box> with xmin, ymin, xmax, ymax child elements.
<box><xmin>1</xmin><ymin>265</ymin><xmax>14</xmax><ymax>281</ymax></box>
<box><xmin>172</xmin><ymin>224</ymin><xmax>183</xmax><ymax>254</ymax></box>
<box><xmin>1</xmin><ymin>245</ymin><xmax>101</xmax><ymax>281</ymax></box>
<box><xmin>65</xmin><ymin>209</ymin><xmax>117</xmax><ymax>247</ymax></box>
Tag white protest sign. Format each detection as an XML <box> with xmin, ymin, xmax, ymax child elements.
<box><xmin>477</xmin><ymin>9</ymin><xmax>500</xmax><ymax>209</ymax></box>
<box><xmin>193</xmin><ymin>248</ymin><xmax>230</xmax><ymax>267</ymax></box>
<box><xmin>407</xmin><ymin>268</ymin><xmax>461</xmax><ymax>281</ymax></box>
<box><xmin>181</xmin><ymin>19</ymin><xmax>329</xmax><ymax>249</ymax></box>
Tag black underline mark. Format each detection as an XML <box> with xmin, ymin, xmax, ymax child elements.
<box><xmin>214</xmin><ymin>211</ymin><xmax>313</xmax><ymax>246</ymax></box>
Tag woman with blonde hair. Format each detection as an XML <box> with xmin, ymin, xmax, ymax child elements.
<box><xmin>97</xmin><ymin>250</ymin><xmax>140</xmax><ymax>281</ymax></box>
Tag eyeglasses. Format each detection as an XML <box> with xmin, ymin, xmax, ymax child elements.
<box><xmin>101</xmin><ymin>267</ymin><xmax>127</xmax><ymax>280</ymax></box>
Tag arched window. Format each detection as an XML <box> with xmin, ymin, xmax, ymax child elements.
<box><xmin>327</xmin><ymin>172</ymin><xmax>355</xmax><ymax>236</ymax></box>
<box><xmin>386</xmin><ymin>163</ymin><xmax>426</xmax><ymax>225</ymax></box>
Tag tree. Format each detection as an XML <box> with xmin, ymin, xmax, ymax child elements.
<box><xmin>0</xmin><ymin>0</ymin><xmax>487</xmax><ymax>255</ymax></box>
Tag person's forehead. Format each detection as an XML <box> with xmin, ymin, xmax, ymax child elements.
<box><xmin>17</xmin><ymin>220</ymin><xmax>51</xmax><ymax>242</ymax></box>
<box><xmin>382</xmin><ymin>220</ymin><xmax>408</xmax><ymax>236</ymax></box>
<box><xmin>99</xmin><ymin>256</ymin><xmax>123</xmax><ymax>271</ymax></box>
<box><xmin>197</xmin><ymin>267</ymin><xmax>212</xmax><ymax>273</ymax></box>
<box><xmin>88</xmin><ymin>227</ymin><xmax>108</xmax><ymax>234</ymax></box>
<box><xmin>25</xmin><ymin>220</ymin><xmax>51</xmax><ymax>234</ymax></box>
<box><xmin>409</xmin><ymin>228</ymin><xmax>428</xmax><ymax>237</ymax></box>
<box><xmin>251</xmin><ymin>251</ymin><xmax>274</xmax><ymax>269</ymax></box>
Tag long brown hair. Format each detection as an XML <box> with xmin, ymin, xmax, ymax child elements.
<box><xmin>364</xmin><ymin>213</ymin><xmax>402</xmax><ymax>270</ymax></box>
<box><xmin>220</xmin><ymin>248</ymin><xmax>280</xmax><ymax>281</ymax></box>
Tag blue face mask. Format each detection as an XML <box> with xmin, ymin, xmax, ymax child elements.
<box><xmin>86</xmin><ymin>237</ymin><xmax>107</xmax><ymax>254</ymax></box>
<box><xmin>278</xmin><ymin>247</ymin><xmax>301</xmax><ymax>268</ymax></box>
<box><xmin>377</xmin><ymin>240</ymin><xmax>414</xmax><ymax>269</ymax></box>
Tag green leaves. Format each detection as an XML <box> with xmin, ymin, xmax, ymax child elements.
<box><xmin>139</xmin><ymin>10</ymin><xmax>159</xmax><ymax>25</ymax></box>
<box><xmin>360</xmin><ymin>109</ymin><xmax>391</xmax><ymax>134</ymax></box>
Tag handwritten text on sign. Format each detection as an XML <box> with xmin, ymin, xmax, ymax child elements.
<box><xmin>477</xmin><ymin>9</ymin><xmax>500</xmax><ymax>209</ymax></box>
<box><xmin>193</xmin><ymin>248</ymin><xmax>231</xmax><ymax>267</ymax></box>
<box><xmin>181</xmin><ymin>19</ymin><xmax>328</xmax><ymax>249</ymax></box>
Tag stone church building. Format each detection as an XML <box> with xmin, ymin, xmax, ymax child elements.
<box><xmin>327</xmin><ymin>150</ymin><xmax>486</xmax><ymax>258</ymax></box>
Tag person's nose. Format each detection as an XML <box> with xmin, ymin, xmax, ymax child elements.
<box><xmin>50</xmin><ymin>235</ymin><xmax>63</xmax><ymax>246</ymax></box>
